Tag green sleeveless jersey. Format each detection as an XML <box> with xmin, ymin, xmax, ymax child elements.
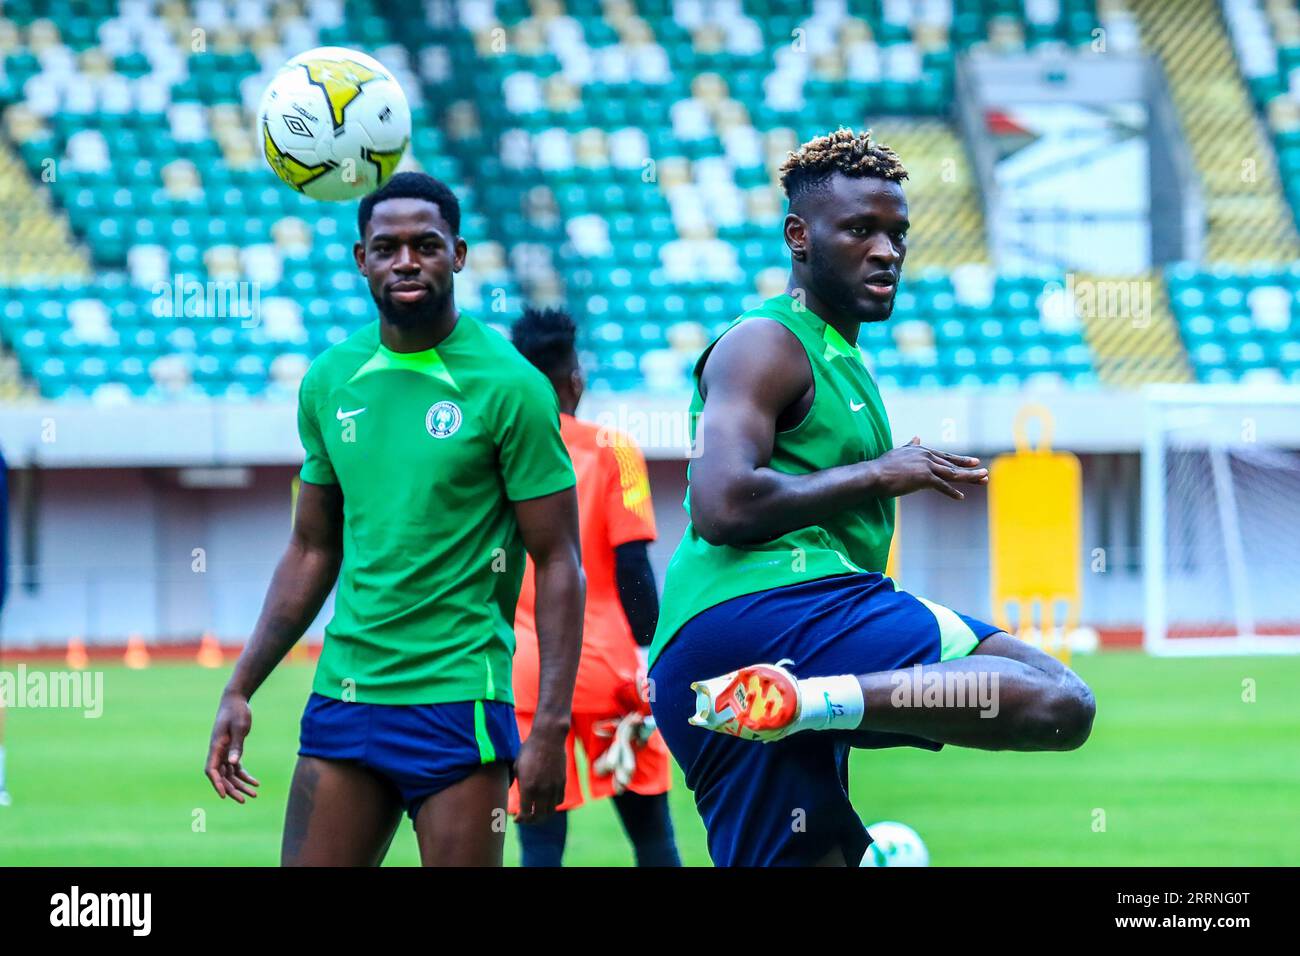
<box><xmin>649</xmin><ymin>293</ymin><xmax>895</xmax><ymax>666</ymax></box>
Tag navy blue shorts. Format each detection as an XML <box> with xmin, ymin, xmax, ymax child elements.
<box><xmin>649</xmin><ymin>572</ymin><xmax>1002</xmax><ymax>867</ymax></box>
<box><xmin>298</xmin><ymin>693</ymin><xmax>521</xmax><ymax>820</ymax></box>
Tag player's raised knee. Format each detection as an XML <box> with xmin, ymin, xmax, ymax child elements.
<box><xmin>1036</xmin><ymin>678</ymin><xmax>1095</xmax><ymax>752</ymax></box>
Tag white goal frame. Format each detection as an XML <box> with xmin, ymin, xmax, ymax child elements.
<box><xmin>1142</xmin><ymin>383</ymin><xmax>1300</xmax><ymax>655</ymax></box>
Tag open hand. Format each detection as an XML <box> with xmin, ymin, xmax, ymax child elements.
<box><xmin>867</xmin><ymin>436</ymin><xmax>988</xmax><ymax>501</ymax></box>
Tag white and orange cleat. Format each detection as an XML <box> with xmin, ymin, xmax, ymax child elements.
<box><xmin>689</xmin><ymin>660</ymin><xmax>802</xmax><ymax>742</ymax></box>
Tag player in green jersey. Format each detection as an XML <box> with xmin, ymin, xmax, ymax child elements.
<box><xmin>647</xmin><ymin>130</ymin><xmax>1096</xmax><ymax>866</ymax></box>
<box><xmin>203</xmin><ymin>173</ymin><xmax>585</xmax><ymax>866</ymax></box>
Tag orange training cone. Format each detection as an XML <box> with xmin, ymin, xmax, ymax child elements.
<box><xmin>66</xmin><ymin>636</ymin><xmax>89</xmax><ymax>670</ymax></box>
<box><xmin>124</xmin><ymin>634</ymin><xmax>150</xmax><ymax>669</ymax></box>
<box><xmin>196</xmin><ymin>632</ymin><xmax>223</xmax><ymax>668</ymax></box>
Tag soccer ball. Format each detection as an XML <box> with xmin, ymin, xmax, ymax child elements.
<box><xmin>258</xmin><ymin>46</ymin><xmax>411</xmax><ymax>201</ymax></box>
<box><xmin>862</xmin><ymin>821</ymin><xmax>929</xmax><ymax>867</ymax></box>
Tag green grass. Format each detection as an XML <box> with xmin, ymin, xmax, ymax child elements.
<box><xmin>1</xmin><ymin>653</ymin><xmax>1297</xmax><ymax>865</ymax></box>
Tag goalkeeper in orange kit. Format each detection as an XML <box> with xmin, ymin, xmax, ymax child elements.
<box><xmin>507</xmin><ymin>307</ymin><xmax>681</xmax><ymax>867</ymax></box>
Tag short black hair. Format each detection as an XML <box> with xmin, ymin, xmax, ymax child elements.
<box><xmin>779</xmin><ymin>127</ymin><xmax>908</xmax><ymax>209</ymax></box>
<box><xmin>357</xmin><ymin>171</ymin><xmax>461</xmax><ymax>238</ymax></box>
<box><xmin>511</xmin><ymin>306</ymin><xmax>578</xmax><ymax>378</ymax></box>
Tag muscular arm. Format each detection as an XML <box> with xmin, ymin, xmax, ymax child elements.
<box><xmin>690</xmin><ymin>320</ymin><xmax>988</xmax><ymax>546</ymax></box>
<box><xmin>227</xmin><ymin>481</ymin><xmax>343</xmax><ymax>699</ymax></box>
<box><xmin>204</xmin><ymin>480</ymin><xmax>343</xmax><ymax>802</ymax></box>
<box><xmin>512</xmin><ymin>486</ymin><xmax>585</xmax><ymax>822</ymax></box>
<box><xmin>614</xmin><ymin>540</ymin><xmax>659</xmax><ymax>647</ymax></box>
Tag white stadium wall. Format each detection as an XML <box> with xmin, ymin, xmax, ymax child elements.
<box><xmin>4</xmin><ymin>385</ymin><xmax>1295</xmax><ymax>649</ymax></box>
<box><xmin>1</xmin><ymin>465</ymin><xmax>333</xmax><ymax>647</ymax></box>
<box><xmin>0</xmin><ymin>453</ymin><xmax>1146</xmax><ymax>648</ymax></box>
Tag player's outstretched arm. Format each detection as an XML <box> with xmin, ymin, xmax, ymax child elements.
<box><xmin>690</xmin><ymin>321</ymin><xmax>987</xmax><ymax>546</ymax></box>
<box><xmin>204</xmin><ymin>480</ymin><xmax>344</xmax><ymax>803</ymax></box>
<box><xmin>512</xmin><ymin>487</ymin><xmax>584</xmax><ymax>823</ymax></box>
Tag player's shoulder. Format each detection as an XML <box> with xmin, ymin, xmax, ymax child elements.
<box><xmin>461</xmin><ymin>314</ymin><xmax>555</xmax><ymax>392</ymax></box>
<box><xmin>729</xmin><ymin>295</ymin><xmax>806</xmax><ymax>345</ymax></box>
<box><xmin>302</xmin><ymin>321</ymin><xmax>380</xmax><ymax>392</ymax></box>
<box><xmin>582</xmin><ymin>420</ymin><xmax>643</xmax><ymax>459</ymax></box>
<box><xmin>584</xmin><ymin>423</ymin><xmax>651</xmax><ymax>489</ymax></box>
<box><xmin>698</xmin><ymin>298</ymin><xmax>808</xmax><ymax>385</ymax></box>
<box><xmin>737</xmin><ymin>292</ymin><xmax>800</xmax><ymax>324</ymax></box>
<box><xmin>707</xmin><ymin>294</ymin><xmax>804</xmax><ymax>354</ymax></box>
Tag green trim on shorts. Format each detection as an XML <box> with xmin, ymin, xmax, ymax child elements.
<box><xmin>917</xmin><ymin>596</ymin><xmax>980</xmax><ymax>661</ymax></box>
<box><xmin>473</xmin><ymin>701</ymin><xmax>496</xmax><ymax>764</ymax></box>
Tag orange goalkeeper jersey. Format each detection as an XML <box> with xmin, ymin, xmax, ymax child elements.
<box><xmin>513</xmin><ymin>414</ymin><xmax>657</xmax><ymax>714</ymax></box>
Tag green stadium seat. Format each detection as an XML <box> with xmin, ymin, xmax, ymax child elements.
<box><xmin>3</xmin><ymin>0</ymin><xmax>1118</xmax><ymax>399</ymax></box>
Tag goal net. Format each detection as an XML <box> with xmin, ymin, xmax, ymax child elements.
<box><xmin>1143</xmin><ymin>385</ymin><xmax>1300</xmax><ymax>655</ymax></box>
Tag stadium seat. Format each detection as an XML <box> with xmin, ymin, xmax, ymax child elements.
<box><xmin>0</xmin><ymin>0</ymin><xmax>1117</xmax><ymax>397</ymax></box>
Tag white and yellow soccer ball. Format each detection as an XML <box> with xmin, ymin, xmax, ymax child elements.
<box><xmin>862</xmin><ymin>821</ymin><xmax>930</xmax><ymax>867</ymax></box>
<box><xmin>259</xmin><ymin>46</ymin><xmax>411</xmax><ymax>201</ymax></box>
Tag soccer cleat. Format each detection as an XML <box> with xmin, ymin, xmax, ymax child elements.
<box><xmin>0</xmin><ymin>789</ymin><xmax>11</xmax><ymax>808</ymax></box>
<box><xmin>689</xmin><ymin>660</ymin><xmax>802</xmax><ymax>742</ymax></box>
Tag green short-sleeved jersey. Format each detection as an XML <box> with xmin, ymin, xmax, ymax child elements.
<box><xmin>297</xmin><ymin>316</ymin><xmax>575</xmax><ymax>705</ymax></box>
<box><xmin>650</xmin><ymin>293</ymin><xmax>895</xmax><ymax>666</ymax></box>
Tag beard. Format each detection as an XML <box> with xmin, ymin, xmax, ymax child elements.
<box><xmin>806</xmin><ymin>248</ymin><xmax>894</xmax><ymax>324</ymax></box>
<box><xmin>373</xmin><ymin>281</ymin><xmax>453</xmax><ymax>327</ymax></box>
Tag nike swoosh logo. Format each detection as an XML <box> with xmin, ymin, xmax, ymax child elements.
<box><xmin>849</xmin><ymin>400</ymin><xmax>867</xmax><ymax>412</ymax></box>
<box><xmin>336</xmin><ymin>406</ymin><xmax>367</xmax><ymax>420</ymax></box>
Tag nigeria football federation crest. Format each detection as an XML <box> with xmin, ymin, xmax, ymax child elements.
<box><xmin>426</xmin><ymin>401</ymin><xmax>462</xmax><ymax>438</ymax></box>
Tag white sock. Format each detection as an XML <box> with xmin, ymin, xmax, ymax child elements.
<box><xmin>794</xmin><ymin>675</ymin><xmax>865</xmax><ymax>732</ymax></box>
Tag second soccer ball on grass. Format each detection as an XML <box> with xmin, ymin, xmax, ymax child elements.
<box><xmin>862</xmin><ymin>821</ymin><xmax>930</xmax><ymax>867</ymax></box>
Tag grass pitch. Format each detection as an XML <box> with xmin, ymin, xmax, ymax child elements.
<box><xmin>1</xmin><ymin>652</ymin><xmax>1296</xmax><ymax>865</ymax></box>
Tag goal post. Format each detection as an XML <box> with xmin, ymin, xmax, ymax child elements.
<box><xmin>1143</xmin><ymin>384</ymin><xmax>1300</xmax><ymax>655</ymax></box>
